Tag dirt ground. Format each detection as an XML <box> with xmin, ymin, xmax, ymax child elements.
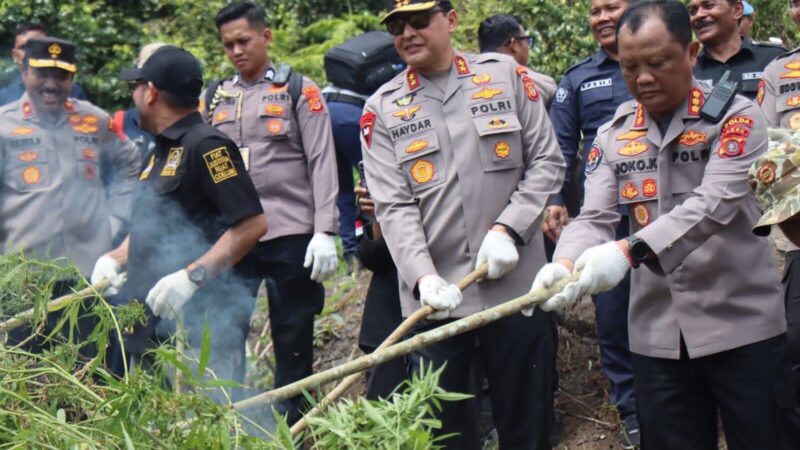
<box><xmin>246</xmin><ymin>269</ymin><xmax>631</xmax><ymax>449</ymax></box>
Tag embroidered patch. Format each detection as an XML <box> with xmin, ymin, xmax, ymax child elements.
<box><xmin>85</xmin><ymin>163</ymin><xmax>96</xmax><ymax>181</ymax></box>
<box><xmin>393</xmin><ymin>93</ymin><xmax>416</xmax><ymax>107</ymax></box>
<box><xmin>203</xmin><ymin>147</ymin><xmax>238</xmax><ymax>183</ymax></box>
<box><xmin>160</xmin><ymin>147</ymin><xmax>183</xmax><ymax>177</ymax></box>
<box><xmin>621</xmin><ymin>181</ymin><xmax>639</xmax><ymax>199</ymax></box>
<box><xmin>487</xmin><ymin>118</ymin><xmax>509</xmax><ymax>129</ymax></box>
<box><xmin>18</xmin><ymin>151</ymin><xmax>38</xmax><ymax>162</ymax></box>
<box><xmin>303</xmin><ymin>86</ymin><xmax>325</xmax><ymax>113</ymax></box>
<box><xmin>265</xmin><ymin>104</ymin><xmax>285</xmax><ymax>115</ymax></box>
<box><xmin>585</xmin><ymin>146</ymin><xmax>603</xmax><ymax>173</ymax></box>
<box><xmin>717</xmin><ymin>135</ymin><xmax>746</xmax><ymax>159</ymax></box>
<box><xmin>555</xmin><ymin>87</ymin><xmax>568</xmax><ymax>104</ymax></box>
<box><xmin>266</xmin><ymin>119</ymin><xmax>283</xmax><ymax>134</ymax></box>
<box><xmin>688</xmin><ymin>88</ymin><xmax>703</xmax><ymax>116</ymax></box>
<box><xmin>11</xmin><ymin>127</ymin><xmax>35</xmax><ymax>136</ymax></box>
<box><xmin>722</xmin><ymin>115</ymin><xmax>754</xmax><ymax>129</ymax></box>
<box><xmin>616</xmin><ymin>130</ymin><xmax>647</xmax><ymax>141</ymax></box>
<box><xmin>522</xmin><ymin>76</ymin><xmax>539</xmax><ymax>101</ymax></box>
<box><xmin>407</xmin><ymin>69</ymin><xmax>421</xmax><ymax>91</ymax></box>
<box><xmin>409</xmin><ymin>159</ymin><xmax>434</xmax><ymax>184</ymax></box>
<box><xmin>679</xmin><ymin>130</ymin><xmax>707</xmax><ymax>146</ymax></box>
<box><xmin>360</xmin><ymin>112</ymin><xmax>376</xmax><ymax>149</ymax></box>
<box><xmin>788</xmin><ymin>95</ymin><xmax>800</xmax><ymax>108</ymax></box>
<box><xmin>494</xmin><ymin>141</ymin><xmax>511</xmax><ymax>159</ymax></box>
<box><xmin>405</xmin><ymin>140</ymin><xmax>429</xmax><ymax>154</ymax></box>
<box><xmin>642</xmin><ymin>179</ymin><xmax>657</xmax><ymax>198</ymax></box>
<box><xmin>632</xmin><ymin>203</ymin><xmax>651</xmax><ymax>226</ymax></box>
<box><xmin>472</xmin><ymin>87</ymin><xmax>503</xmax><ymax>100</ymax></box>
<box><xmin>82</xmin><ymin>148</ymin><xmax>97</xmax><ymax>160</ymax></box>
<box><xmin>454</xmin><ymin>55</ymin><xmax>470</xmax><ymax>75</ymax></box>
<box><xmin>756</xmin><ymin>80</ymin><xmax>765</xmax><ymax>106</ymax></box>
<box><xmin>472</xmin><ymin>73</ymin><xmax>491</xmax><ymax>85</ymax></box>
<box><xmin>21</xmin><ymin>166</ymin><xmax>41</xmax><ymax>185</ymax></box>
<box><xmin>139</xmin><ymin>155</ymin><xmax>155</xmax><ymax>180</ymax></box>
<box><xmin>392</xmin><ymin>105</ymin><xmax>422</xmax><ymax>121</ymax></box>
<box><xmin>618</xmin><ymin>141</ymin><xmax>649</xmax><ymax>157</ymax></box>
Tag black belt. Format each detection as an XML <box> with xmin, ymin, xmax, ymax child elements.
<box><xmin>323</xmin><ymin>92</ymin><xmax>366</xmax><ymax>108</ymax></box>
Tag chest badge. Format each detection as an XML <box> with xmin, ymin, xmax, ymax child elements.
<box><xmin>494</xmin><ymin>141</ymin><xmax>511</xmax><ymax>159</ymax></box>
<box><xmin>679</xmin><ymin>130</ymin><xmax>707</xmax><ymax>146</ymax></box>
<box><xmin>718</xmin><ymin>135</ymin><xmax>746</xmax><ymax>159</ymax></box>
<box><xmin>789</xmin><ymin>112</ymin><xmax>800</xmax><ymax>130</ymax></box>
<box><xmin>618</xmin><ymin>140</ymin><xmax>649</xmax><ymax>157</ymax></box>
<box><xmin>393</xmin><ymin>105</ymin><xmax>422</xmax><ymax>121</ymax></box>
<box><xmin>621</xmin><ymin>181</ymin><xmax>639</xmax><ymax>199</ymax></box>
<box><xmin>21</xmin><ymin>166</ymin><xmax>41</xmax><ymax>185</ymax></box>
<box><xmin>18</xmin><ymin>151</ymin><xmax>38</xmax><ymax>162</ymax></box>
<box><xmin>632</xmin><ymin>203</ymin><xmax>651</xmax><ymax>227</ymax></box>
<box><xmin>472</xmin><ymin>87</ymin><xmax>503</xmax><ymax>100</ymax></box>
<box><xmin>409</xmin><ymin>159</ymin><xmax>434</xmax><ymax>184</ymax></box>
<box><xmin>267</xmin><ymin>119</ymin><xmax>283</xmax><ymax>134</ymax></box>
<box><xmin>782</xmin><ymin>61</ymin><xmax>800</xmax><ymax>79</ymax></box>
<box><xmin>405</xmin><ymin>140</ymin><xmax>429</xmax><ymax>154</ymax></box>
<box><xmin>487</xmin><ymin>118</ymin><xmax>508</xmax><ymax>129</ymax></box>
<box><xmin>265</xmin><ymin>104</ymin><xmax>285</xmax><ymax>115</ymax></box>
<box><xmin>160</xmin><ymin>147</ymin><xmax>184</xmax><ymax>177</ymax></box>
<box><xmin>472</xmin><ymin>73</ymin><xmax>491</xmax><ymax>85</ymax></box>
<box><xmin>616</xmin><ymin>130</ymin><xmax>647</xmax><ymax>141</ymax></box>
<box><xmin>392</xmin><ymin>93</ymin><xmax>416</xmax><ymax>107</ymax></box>
<box><xmin>787</xmin><ymin>96</ymin><xmax>800</xmax><ymax>108</ymax></box>
<box><xmin>11</xmin><ymin>127</ymin><xmax>35</xmax><ymax>136</ymax></box>
<box><xmin>642</xmin><ymin>179</ymin><xmax>657</xmax><ymax>198</ymax></box>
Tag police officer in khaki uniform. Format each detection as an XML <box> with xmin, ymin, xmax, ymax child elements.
<box><xmin>362</xmin><ymin>1</ymin><xmax>565</xmax><ymax>448</ymax></box>
<box><xmin>0</xmin><ymin>37</ymin><xmax>139</xmax><ymax>349</ymax></box>
<box><xmin>209</xmin><ymin>2</ymin><xmax>339</xmax><ymax>422</ymax></box>
<box><xmin>533</xmin><ymin>1</ymin><xmax>798</xmax><ymax>448</ymax></box>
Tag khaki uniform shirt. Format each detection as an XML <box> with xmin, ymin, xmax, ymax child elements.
<box><xmin>759</xmin><ymin>48</ymin><xmax>800</xmax><ymax>252</ymax></box>
<box><xmin>554</xmin><ymin>80</ymin><xmax>785</xmax><ymax>359</ymax></box>
<box><xmin>0</xmin><ymin>94</ymin><xmax>140</xmax><ymax>275</ymax></box>
<box><xmin>209</xmin><ymin>67</ymin><xmax>338</xmax><ymax>241</ymax></box>
<box><xmin>361</xmin><ymin>52</ymin><xmax>565</xmax><ymax>317</ymax></box>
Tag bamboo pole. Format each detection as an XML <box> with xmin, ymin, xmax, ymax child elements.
<box><xmin>0</xmin><ymin>280</ymin><xmax>110</xmax><ymax>334</ymax></box>
<box><xmin>289</xmin><ymin>263</ymin><xmax>489</xmax><ymax>435</ymax></box>
<box><xmin>233</xmin><ymin>270</ymin><xmax>581</xmax><ymax>413</ymax></box>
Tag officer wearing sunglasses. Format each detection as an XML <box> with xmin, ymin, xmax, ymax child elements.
<box><xmin>362</xmin><ymin>1</ymin><xmax>565</xmax><ymax>448</ymax></box>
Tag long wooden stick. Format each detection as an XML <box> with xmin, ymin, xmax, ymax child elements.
<box><xmin>0</xmin><ymin>280</ymin><xmax>110</xmax><ymax>334</ymax></box>
<box><xmin>233</xmin><ymin>270</ymin><xmax>581</xmax><ymax>413</ymax></box>
<box><xmin>289</xmin><ymin>263</ymin><xmax>489</xmax><ymax>435</ymax></box>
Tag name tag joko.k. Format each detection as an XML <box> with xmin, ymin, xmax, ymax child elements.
<box><xmin>580</xmin><ymin>78</ymin><xmax>612</xmax><ymax>91</ymax></box>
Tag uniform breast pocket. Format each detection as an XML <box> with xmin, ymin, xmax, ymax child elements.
<box><xmin>472</xmin><ymin>113</ymin><xmax>523</xmax><ymax>172</ymax></box>
<box><xmin>74</xmin><ymin>145</ymin><xmax>101</xmax><ymax>187</ymax></box>
<box><xmin>259</xmin><ymin>99</ymin><xmax>291</xmax><ymax>140</ymax></box>
<box><xmin>395</xmin><ymin>132</ymin><xmax>446</xmax><ymax>194</ymax></box>
<box><xmin>580</xmin><ymin>86</ymin><xmax>614</xmax><ymax>123</ymax></box>
<box><xmin>211</xmin><ymin>106</ymin><xmax>237</xmax><ymax>135</ymax></box>
<box><xmin>3</xmin><ymin>149</ymin><xmax>52</xmax><ymax>192</ymax></box>
<box><xmin>740</xmin><ymin>78</ymin><xmax>760</xmax><ymax>96</ymax></box>
<box><xmin>616</xmin><ymin>175</ymin><xmax>658</xmax><ymax>205</ymax></box>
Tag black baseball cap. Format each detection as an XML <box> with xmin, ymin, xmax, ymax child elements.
<box><xmin>119</xmin><ymin>45</ymin><xmax>202</xmax><ymax>99</ymax></box>
<box><xmin>26</xmin><ymin>37</ymin><xmax>77</xmax><ymax>73</ymax></box>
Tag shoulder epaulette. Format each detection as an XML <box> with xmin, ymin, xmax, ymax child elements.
<box><xmin>564</xmin><ymin>55</ymin><xmax>594</xmax><ymax>75</ymax></box>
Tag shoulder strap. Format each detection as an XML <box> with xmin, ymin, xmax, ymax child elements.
<box><xmin>288</xmin><ymin>70</ymin><xmax>303</xmax><ymax>112</ymax></box>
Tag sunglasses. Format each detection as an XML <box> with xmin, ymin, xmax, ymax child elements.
<box><xmin>511</xmin><ymin>35</ymin><xmax>534</xmax><ymax>49</ymax></box>
<box><xmin>385</xmin><ymin>8</ymin><xmax>443</xmax><ymax>36</ymax></box>
<box><xmin>129</xmin><ymin>80</ymin><xmax>146</xmax><ymax>94</ymax></box>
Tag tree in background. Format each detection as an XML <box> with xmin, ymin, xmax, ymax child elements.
<box><xmin>0</xmin><ymin>0</ymin><xmax>795</xmax><ymax>111</ymax></box>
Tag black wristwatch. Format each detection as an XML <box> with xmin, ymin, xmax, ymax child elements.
<box><xmin>186</xmin><ymin>263</ymin><xmax>207</xmax><ymax>287</ymax></box>
<box><xmin>625</xmin><ymin>235</ymin><xmax>651</xmax><ymax>268</ymax></box>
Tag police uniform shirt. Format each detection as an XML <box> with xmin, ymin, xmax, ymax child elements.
<box><xmin>549</xmin><ymin>48</ymin><xmax>633</xmax><ymax>205</ymax></box>
<box><xmin>209</xmin><ymin>66</ymin><xmax>338</xmax><ymax>242</ymax></box>
<box><xmin>554</xmin><ymin>80</ymin><xmax>785</xmax><ymax>359</ymax></box>
<box><xmin>361</xmin><ymin>52</ymin><xmax>565</xmax><ymax>317</ymax></box>
<box><xmin>126</xmin><ymin>112</ymin><xmax>263</xmax><ymax>298</ymax></box>
<box><xmin>0</xmin><ymin>94</ymin><xmax>140</xmax><ymax>275</ymax></box>
<box><xmin>693</xmin><ymin>37</ymin><xmax>786</xmax><ymax>100</ymax></box>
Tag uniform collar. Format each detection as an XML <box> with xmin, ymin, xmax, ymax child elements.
<box><xmin>233</xmin><ymin>63</ymin><xmax>277</xmax><ymax>86</ymax></box>
<box><xmin>158</xmin><ymin>111</ymin><xmax>203</xmax><ymax>142</ymax></box>
<box><xmin>592</xmin><ymin>47</ymin><xmax>618</xmax><ymax>67</ymax></box>
<box><xmin>405</xmin><ymin>51</ymin><xmax>472</xmax><ymax>103</ymax></box>
<box><xmin>697</xmin><ymin>35</ymin><xmax>753</xmax><ymax>64</ymax></box>
<box><xmin>631</xmin><ymin>78</ymin><xmax>708</xmax><ymax>148</ymax></box>
<box><xmin>17</xmin><ymin>92</ymin><xmax>77</xmax><ymax>122</ymax></box>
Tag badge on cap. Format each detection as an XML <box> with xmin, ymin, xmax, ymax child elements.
<box><xmin>410</xmin><ymin>159</ymin><xmax>434</xmax><ymax>184</ymax></box>
<box><xmin>48</xmin><ymin>43</ymin><xmax>61</xmax><ymax>58</ymax></box>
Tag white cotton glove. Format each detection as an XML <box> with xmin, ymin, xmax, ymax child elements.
<box><xmin>145</xmin><ymin>270</ymin><xmax>199</xmax><ymax>320</ymax></box>
<box><xmin>419</xmin><ymin>275</ymin><xmax>463</xmax><ymax>320</ymax></box>
<box><xmin>525</xmin><ymin>263</ymin><xmax>581</xmax><ymax>314</ymax></box>
<box><xmin>476</xmin><ymin>229</ymin><xmax>519</xmax><ymax>280</ymax></box>
<box><xmin>304</xmin><ymin>233</ymin><xmax>338</xmax><ymax>282</ymax></box>
<box><xmin>90</xmin><ymin>254</ymin><xmax>126</xmax><ymax>297</ymax></box>
<box><xmin>575</xmin><ymin>241</ymin><xmax>632</xmax><ymax>296</ymax></box>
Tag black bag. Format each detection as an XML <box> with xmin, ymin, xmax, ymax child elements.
<box><xmin>324</xmin><ymin>31</ymin><xmax>404</xmax><ymax>96</ymax></box>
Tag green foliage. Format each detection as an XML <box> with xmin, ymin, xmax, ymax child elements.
<box><xmin>748</xmin><ymin>0</ymin><xmax>800</xmax><ymax>47</ymax></box>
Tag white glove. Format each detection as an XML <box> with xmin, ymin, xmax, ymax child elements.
<box><xmin>303</xmin><ymin>233</ymin><xmax>338</xmax><ymax>282</ymax></box>
<box><xmin>419</xmin><ymin>275</ymin><xmax>463</xmax><ymax>320</ymax></box>
<box><xmin>575</xmin><ymin>241</ymin><xmax>632</xmax><ymax>296</ymax></box>
<box><xmin>90</xmin><ymin>254</ymin><xmax>126</xmax><ymax>297</ymax></box>
<box><xmin>476</xmin><ymin>229</ymin><xmax>519</xmax><ymax>279</ymax></box>
<box><xmin>526</xmin><ymin>263</ymin><xmax>579</xmax><ymax>315</ymax></box>
<box><xmin>145</xmin><ymin>270</ymin><xmax>199</xmax><ymax>320</ymax></box>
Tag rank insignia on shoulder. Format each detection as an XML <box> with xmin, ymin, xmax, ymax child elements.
<box><xmin>633</xmin><ymin>104</ymin><xmax>646</xmax><ymax>128</ymax></box>
<box><xmin>632</xmin><ymin>203</ymin><xmax>651</xmax><ymax>227</ymax></box>
<box><xmin>203</xmin><ymin>146</ymin><xmax>239</xmax><ymax>183</ymax></box>
<box><xmin>472</xmin><ymin>73</ymin><xmax>491</xmax><ymax>85</ymax></box>
<box><xmin>585</xmin><ymin>146</ymin><xmax>603</xmax><ymax>173</ymax></box>
<box><xmin>407</xmin><ymin>69</ymin><xmax>421</xmax><ymax>91</ymax></box>
<box><xmin>410</xmin><ymin>159</ymin><xmax>434</xmax><ymax>184</ymax></box>
<box><xmin>616</xmin><ymin>130</ymin><xmax>647</xmax><ymax>141</ymax></box>
<box><xmin>472</xmin><ymin>87</ymin><xmax>503</xmax><ymax>100</ymax></box>
<box><xmin>360</xmin><ymin>112</ymin><xmax>376</xmax><ymax>149</ymax></box>
<box><xmin>21</xmin><ymin>102</ymin><xmax>33</xmax><ymax>119</ymax></box>
<box><xmin>454</xmin><ymin>55</ymin><xmax>470</xmax><ymax>75</ymax></box>
<box><xmin>679</xmin><ymin>130</ymin><xmax>707</xmax><ymax>146</ymax></box>
<box><xmin>688</xmin><ymin>88</ymin><xmax>704</xmax><ymax>116</ymax></box>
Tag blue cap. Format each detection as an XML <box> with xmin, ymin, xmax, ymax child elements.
<box><xmin>742</xmin><ymin>1</ymin><xmax>754</xmax><ymax>16</ymax></box>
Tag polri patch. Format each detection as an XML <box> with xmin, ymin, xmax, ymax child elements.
<box><xmin>585</xmin><ymin>146</ymin><xmax>603</xmax><ymax>173</ymax></box>
<box><xmin>203</xmin><ymin>146</ymin><xmax>238</xmax><ymax>183</ymax></box>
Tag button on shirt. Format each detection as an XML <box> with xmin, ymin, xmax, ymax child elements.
<box><xmin>549</xmin><ymin>49</ymin><xmax>633</xmax><ymax>205</ymax></box>
<box><xmin>693</xmin><ymin>37</ymin><xmax>786</xmax><ymax>101</ymax></box>
<box><xmin>210</xmin><ymin>67</ymin><xmax>338</xmax><ymax>242</ymax></box>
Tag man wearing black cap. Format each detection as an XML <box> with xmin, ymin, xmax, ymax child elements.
<box><xmin>361</xmin><ymin>1</ymin><xmax>564</xmax><ymax>448</ymax></box>
<box><xmin>92</xmin><ymin>46</ymin><xmax>267</xmax><ymax>399</ymax></box>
